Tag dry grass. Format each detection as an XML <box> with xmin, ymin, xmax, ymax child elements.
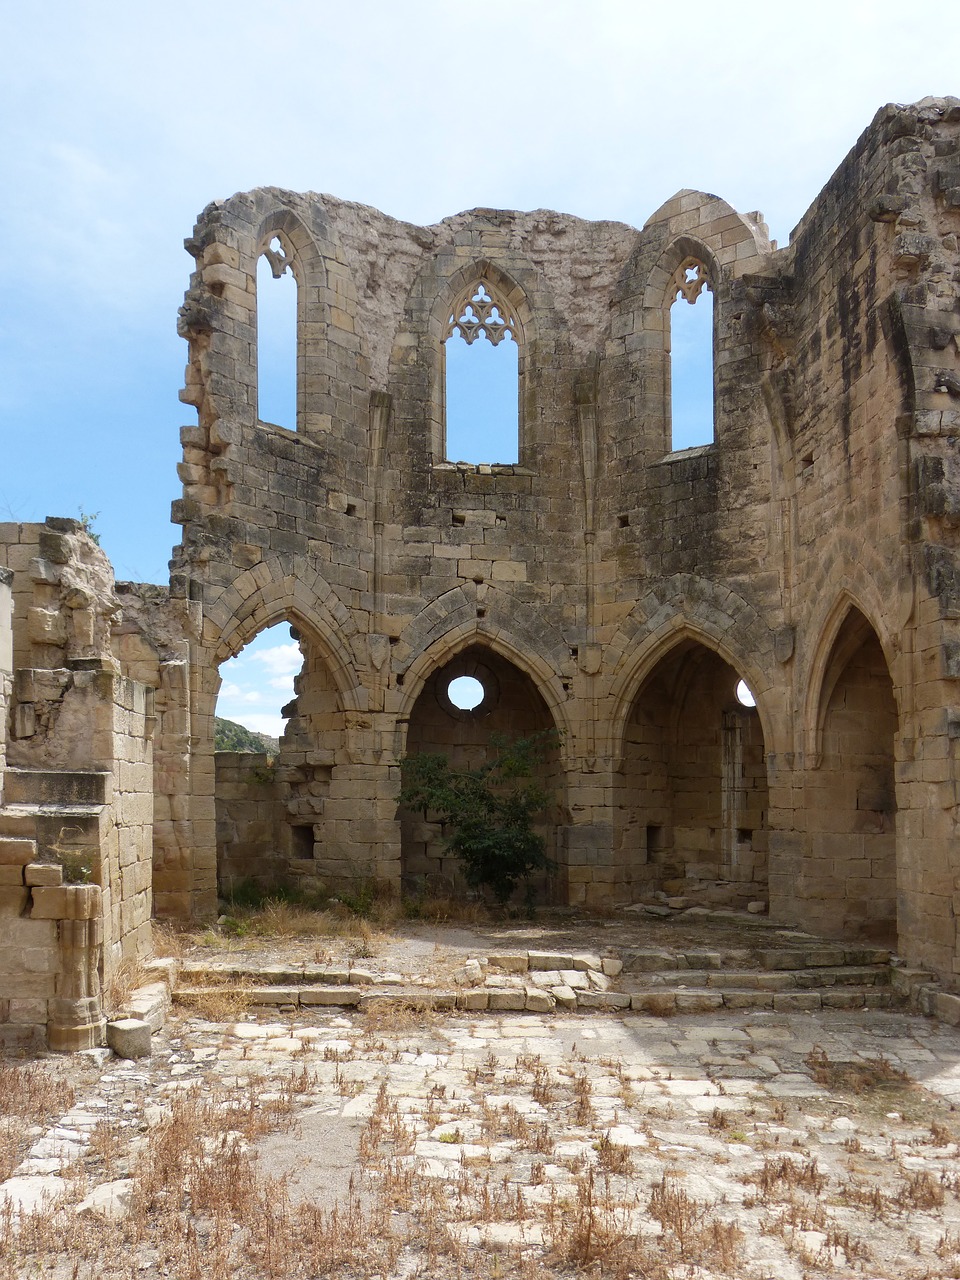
<box><xmin>804</xmin><ymin>1044</ymin><xmax>910</xmax><ymax>1092</ymax></box>
<box><xmin>0</xmin><ymin>1060</ymin><xmax>77</xmax><ymax>1181</ymax></box>
<box><xmin>105</xmin><ymin>954</ymin><xmax>146</xmax><ymax>1012</ymax></box>
<box><xmin>361</xmin><ymin>996</ymin><xmax>438</xmax><ymax>1035</ymax></box>
<box><xmin>176</xmin><ymin>976</ymin><xmax>254</xmax><ymax>1022</ymax></box>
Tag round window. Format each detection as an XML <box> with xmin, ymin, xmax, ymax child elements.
<box><xmin>447</xmin><ymin>675</ymin><xmax>485</xmax><ymax>711</ymax></box>
<box><xmin>735</xmin><ymin>678</ymin><xmax>756</xmax><ymax>708</ymax></box>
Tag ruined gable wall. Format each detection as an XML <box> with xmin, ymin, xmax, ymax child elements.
<box><xmin>172</xmin><ymin>183</ymin><xmax>783</xmax><ymax>911</ymax></box>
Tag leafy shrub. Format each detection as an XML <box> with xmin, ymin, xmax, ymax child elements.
<box><xmin>399</xmin><ymin>730</ymin><xmax>558</xmax><ymax>905</ymax></box>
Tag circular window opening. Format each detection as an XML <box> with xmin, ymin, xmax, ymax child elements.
<box><xmin>447</xmin><ymin>675</ymin><xmax>485</xmax><ymax>711</ymax></box>
<box><xmin>735</xmin><ymin>678</ymin><xmax>756</xmax><ymax>708</ymax></box>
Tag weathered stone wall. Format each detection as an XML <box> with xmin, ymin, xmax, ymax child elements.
<box><xmin>214</xmin><ymin>751</ymin><xmax>285</xmax><ymax>895</ymax></box>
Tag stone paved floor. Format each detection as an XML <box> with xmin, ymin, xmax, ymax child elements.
<box><xmin>3</xmin><ymin>1003</ymin><xmax>960</xmax><ymax>1278</ymax></box>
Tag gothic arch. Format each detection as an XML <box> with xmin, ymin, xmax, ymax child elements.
<box><xmin>605</xmin><ymin>578</ymin><xmax>777</xmax><ymax>765</ymax></box>
<box><xmin>395</xmin><ymin>581</ymin><xmax>568</xmax><ymax>680</ymax></box>
<box><xmin>393</xmin><ymin>620</ymin><xmax>575</xmax><ymax>766</ymax></box>
<box><xmin>801</xmin><ymin>588</ymin><xmax>899</xmax><ymax>766</ymax></box>
<box><xmin>253</xmin><ymin>208</ymin><xmax>325</xmax><ymax>292</ymax></box>
<box><xmin>416</xmin><ymin>257</ymin><xmax>538</xmax><ymax>466</ymax></box>
<box><xmin>608</xmin><ymin>616</ymin><xmax>774</xmax><ymax>770</ymax></box>
<box><xmin>204</xmin><ymin>565</ymin><xmax>365</xmax><ymax>713</ymax></box>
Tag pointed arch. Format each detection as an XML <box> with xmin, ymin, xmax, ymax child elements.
<box><xmin>393</xmin><ymin>620</ymin><xmax>574</xmax><ymax>766</ymax></box>
<box><xmin>398</xmin><ymin>630</ymin><xmax>567</xmax><ymax>901</ymax></box>
<box><xmin>798</xmin><ymin>597</ymin><xmax>899</xmax><ymax>945</ymax></box>
<box><xmin>430</xmin><ymin>259</ymin><xmax>536</xmax><ymax>467</ymax></box>
<box><xmin>606</xmin><ymin>590</ymin><xmax>777</xmax><ymax>769</ymax></box>
<box><xmin>206</xmin><ymin>566</ymin><xmax>366</xmax><ymax>715</ymax></box>
<box><xmin>614</xmin><ymin>626</ymin><xmax>770</xmax><ymax>906</ymax></box>
<box><xmin>801</xmin><ymin>589</ymin><xmax>898</xmax><ymax>766</ymax></box>
<box><xmin>252</xmin><ymin>210</ymin><xmax>324</xmax><ymax>433</ymax></box>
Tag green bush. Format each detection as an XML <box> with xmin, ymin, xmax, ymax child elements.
<box><xmin>399</xmin><ymin>730</ymin><xmax>558</xmax><ymax>905</ymax></box>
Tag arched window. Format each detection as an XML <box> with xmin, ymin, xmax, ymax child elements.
<box><xmin>668</xmin><ymin>258</ymin><xmax>714</xmax><ymax>451</ymax></box>
<box><xmin>443</xmin><ymin>281</ymin><xmax>519</xmax><ymax>464</ymax></box>
<box><xmin>257</xmin><ymin>237</ymin><xmax>298</xmax><ymax>430</ymax></box>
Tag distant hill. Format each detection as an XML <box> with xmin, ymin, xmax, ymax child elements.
<box><xmin>214</xmin><ymin>717</ymin><xmax>280</xmax><ymax>756</ymax></box>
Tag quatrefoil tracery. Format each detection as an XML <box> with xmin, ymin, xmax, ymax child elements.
<box><xmin>672</xmin><ymin>258</ymin><xmax>712</xmax><ymax>306</ymax></box>
<box><xmin>445</xmin><ymin>282</ymin><xmax>517</xmax><ymax>347</ymax></box>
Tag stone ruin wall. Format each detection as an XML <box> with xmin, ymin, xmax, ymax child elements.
<box><xmin>165</xmin><ymin>97</ymin><xmax>960</xmax><ymax>988</ymax></box>
<box><xmin>3</xmin><ymin>98</ymin><xmax>960</xmax><ymax>1050</ymax></box>
<box><xmin>0</xmin><ymin>521</ymin><xmax>158</xmax><ymax>1048</ymax></box>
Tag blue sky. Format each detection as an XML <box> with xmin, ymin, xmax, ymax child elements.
<box><xmin>2</xmin><ymin>0</ymin><xmax>956</xmax><ymax>734</ymax></box>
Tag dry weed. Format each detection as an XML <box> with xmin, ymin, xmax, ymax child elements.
<box><xmin>177</xmin><ymin>978</ymin><xmax>253</xmax><ymax>1022</ymax></box>
<box><xmin>594</xmin><ymin>1132</ymin><xmax>634</xmax><ymax>1175</ymax></box>
<box><xmin>750</xmin><ymin>1154</ymin><xmax>827</xmax><ymax>1199</ymax></box>
<box><xmin>900</xmin><ymin>1169</ymin><xmax>946</xmax><ymax>1210</ymax></box>
<box><xmin>105</xmin><ymin>954</ymin><xmax>146</xmax><ymax>1011</ymax></box>
<box><xmin>0</xmin><ymin>1060</ymin><xmax>77</xmax><ymax>1181</ymax></box>
<box><xmin>804</xmin><ymin>1045</ymin><xmax>910</xmax><ymax>1092</ymax></box>
<box><xmin>361</xmin><ymin>995</ymin><xmax>436</xmax><ymax>1035</ymax></box>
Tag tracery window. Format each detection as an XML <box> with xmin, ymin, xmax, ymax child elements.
<box><xmin>443</xmin><ymin>281</ymin><xmax>519</xmax><ymax>464</ymax></box>
<box><xmin>257</xmin><ymin>236</ymin><xmax>298</xmax><ymax>430</ymax></box>
<box><xmin>668</xmin><ymin>257</ymin><xmax>714</xmax><ymax>451</ymax></box>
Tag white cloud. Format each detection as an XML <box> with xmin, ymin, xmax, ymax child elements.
<box><xmin>249</xmin><ymin>642</ymin><xmax>302</xmax><ymax>676</ymax></box>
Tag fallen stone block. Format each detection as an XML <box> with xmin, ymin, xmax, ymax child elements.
<box><xmin>106</xmin><ymin>1018</ymin><xmax>151</xmax><ymax>1059</ymax></box>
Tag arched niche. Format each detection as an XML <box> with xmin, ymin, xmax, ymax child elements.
<box><xmin>615</xmin><ymin>638</ymin><xmax>768</xmax><ymax>907</ymax></box>
<box><xmin>399</xmin><ymin>643</ymin><xmax>563</xmax><ymax>902</ymax></box>
<box><xmin>804</xmin><ymin>607</ymin><xmax>898</xmax><ymax>945</ymax></box>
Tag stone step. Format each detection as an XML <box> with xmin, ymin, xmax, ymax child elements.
<box><xmin>624</xmin><ymin>964</ymin><xmax>892</xmax><ymax>993</ymax></box>
<box><xmin>3</xmin><ymin>769</ymin><xmax>109</xmax><ymax>807</ymax></box>
<box><xmin>177</xmin><ymin>960</ymin><xmax>386</xmax><ymax>987</ymax></box>
<box><xmin>172</xmin><ymin>980</ymin><xmax>899</xmax><ymax>1017</ymax></box>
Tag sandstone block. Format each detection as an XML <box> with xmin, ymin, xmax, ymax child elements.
<box><xmin>25</xmin><ymin>864</ymin><xmax>63</xmax><ymax>887</ymax></box>
<box><xmin>106</xmin><ymin>1019</ymin><xmax>151</xmax><ymax>1059</ymax></box>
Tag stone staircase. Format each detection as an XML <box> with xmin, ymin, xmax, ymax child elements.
<box><xmin>171</xmin><ymin>931</ymin><xmax>939</xmax><ymax>1019</ymax></box>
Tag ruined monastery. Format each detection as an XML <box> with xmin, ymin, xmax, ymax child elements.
<box><xmin>2</xmin><ymin>97</ymin><xmax>960</xmax><ymax>1049</ymax></box>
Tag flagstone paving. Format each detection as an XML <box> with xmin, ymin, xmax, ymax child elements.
<box><xmin>4</xmin><ymin>998</ymin><xmax>960</xmax><ymax>1278</ymax></box>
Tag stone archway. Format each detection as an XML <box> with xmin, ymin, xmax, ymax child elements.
<box><xmin>399</xmin><ymin>643</ymin><xmax>563</xmax><ymax>901</ymax></box>
<box><xmin>616</xmin><ymin>639</ymin><xmax>768</xmax><ymax>908</ymax></box>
